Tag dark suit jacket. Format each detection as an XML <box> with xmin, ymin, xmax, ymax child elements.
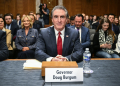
<box><xmin>66</xmin><ymin>23</ymin><xmax>70</xmax><ymax>27</ymax></box>
<box><xmin>68</xmin><ymin>25</ymin><xmax>90</xmax><ymax>49</ymax></box>
<box><xmin>35</xmin><ymin>26</ymin><xmax>83</xmax><ymax>62</ymax></box>
<box><xmin>19</xmin><ymin>20</ymin><xmax>21</xmax><ymax>25</ymax></box>
<box><xmin>33</xmin><ymin>20</ymin><xmax>43</xmax><ymax>33</ymax></box>
<box><xmin>113</xmin><ymin>24</ymin><xmax>119</xmax><ymax>35</ymax></box>
<box><xmin>15</xmin><ymin>28</ymin><xmax>38</xmax><ymax>50</ymax></box>
<box><xmin>0</xmin><ymin>30</ymin><xmax>9</xmax><ymax>61</ymax></box>
<box><xmin>92</xmin><ymin>22</ymin><xmax>99</xmax><ymax>29</ymax></box>
<box><xmin>88</xmin><ymin>19</ymin><xmax>93</xmax><ymax>25</ymax></box>
<box><xmin>10</xmin><ymin>21</ymin><xmax>19</xmax><ymax>39</ymax></box>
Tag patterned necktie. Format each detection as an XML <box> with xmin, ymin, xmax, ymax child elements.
<box><xmin>77</xmin><ymin>28</ymin><xmax>79</xmax><ymax>31</ymax></box>
<box><xmin>57</xmin><ymin>32</ymin><xmax>62</xmax><ymax>55</ymax></box>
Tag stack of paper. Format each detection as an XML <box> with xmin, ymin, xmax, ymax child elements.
<box><xmin>23</xmin><ymin>59</ymin><xmax>42</xmax><ymax>69</ymax></box>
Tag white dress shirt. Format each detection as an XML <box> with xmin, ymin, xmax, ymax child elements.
<box><xmin>17</xmin><ymin>20</ymin><xmax>19</xmax><ymax>26</ymax></box>
<box><xmin>6</xmin><ymin>24</ymin><xmax>11</xmax><ymax>30</ymax></box>
<box><xmin>75</xmin><ymin>27</ymin><xmax>81</xmax><ymax>43</ymax></box>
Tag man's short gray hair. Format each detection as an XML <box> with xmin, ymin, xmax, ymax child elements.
<box><xmin>51</xmin><ymin>5</ymin><xmax>69</xmax><ymax>18</ymax></box>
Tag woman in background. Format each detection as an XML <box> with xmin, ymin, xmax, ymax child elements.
<box><xmin>15</xmin><ymin>15</ymin><xmax>38</xmax><ymax>59</ymax></box>
<box><xmin>16</xmin><ymin>14</ymin><xmax>21</xmax><ymax>28</ymax></box>
<box><xmin>93</xmin><ymin>18</ymin><xmax>119</xmax><ymax>58</ymax></box>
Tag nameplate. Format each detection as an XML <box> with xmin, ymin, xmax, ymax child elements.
<box><xmin>45</xmin><ymin>68</ymin><xmax>83</xmax><ymax>82</ymax></box>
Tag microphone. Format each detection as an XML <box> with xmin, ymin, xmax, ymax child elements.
<box><xmin>70</xmin><ymin>39</ymin><xmax>75</xmax><ymax>61</ymax></box>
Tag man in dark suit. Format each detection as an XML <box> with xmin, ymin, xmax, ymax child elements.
<box><xmin>88</xmin><ymin>15</ymin><xmax>93</xmax><ymax>27</ymax></box>
<box><xmin>66</xmin><ymin>16</ymin><xmax>75</xmax><ymax>27</ymax></box>
<box><xmin>35</xmin><ymin>6</ymin><xmax>83</xmax><ymax>62</ymax></box>
<box><xmin>29</xmin><ymin>14</ymin><xmax>42</xmax><ymax>33</ymax></box>
<box><xmin>108</xmin><ymin>14</ymin><xmax>119</xmax><ymax>35</ymax></box>
<box><xmin>0</xmin><ymin>30</ymin><xmax>9</xmax><ymax>61</ymax></box>
<box><xmin>69</xmin><ymin>14</ymin><xmax>90</xmax><ymax>49</ymax></box>
<box><xmin>4</xmin><ymin>13</ymin><xmax>19</xmax><ymax>40</ymax></box>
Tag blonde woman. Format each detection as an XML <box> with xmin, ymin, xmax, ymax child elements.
<box><xmin>0</xmin><ymin>16</ymin><xmax>13</xmax><ymax>59</ymax></box>
<box><xmin>15</xmin><ymin>15</ymin><xmax>38</xmax><ymax>59</ymax></box>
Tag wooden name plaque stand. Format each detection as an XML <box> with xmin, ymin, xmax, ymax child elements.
<box><xmin>41</xmin><ymin>61</ymin><xmax>78</xmax><ymax>76</ymax></box>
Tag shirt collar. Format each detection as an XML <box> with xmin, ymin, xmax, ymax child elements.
<box><xmin>6</xmin><ymin>24</ymin><xmax>11</xmax><ymax>27</ymax></box>
<box><xmin>2</xmin><ymin>27</ymin><xmax>6</xmax><ymax>32</ymax></box>
<box><xmin>54</xmin><ymin>28</ymin><xmax>65</xmax><ymax>36</ymax></box>
<box><xmin>75</xmin><ymin>27</ymin><xmax>81</xmax><ymax>30</ymax></box>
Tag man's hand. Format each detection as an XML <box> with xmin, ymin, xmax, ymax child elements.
<box><xmin>42</xmin><ymin>9</ymin><xmax>44</xmax><ymax>12</ymax></box>
<box><xmin>51</xmin><ymin>57</ymin><xmax>63</xmax><ymax>61</ymax></box>
<box><xmin>56</xmin><ymin>55</ymin><xmax>67</xmax><ymax>61</ymax></box>
<box><xmin>42</xmin><ymin>9</ymin><xmax>47</xmax><ymax>15</ymax></box>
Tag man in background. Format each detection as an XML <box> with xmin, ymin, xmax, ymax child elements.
<box><xmin>4</xmin><ymin>13</ymin><xmax>19</xmax><ymax>40</ymax></box>
<box><xmin>36</xmin><ymin>13</ymin><xmax>44</xmax><ymax>28</ymax></box>
<box><xmin>69</xmin><ymin>14</ymin><xmax>90</xmax><ymax>49</ymax></box>
<box><xmin>29</xmin><ymin>14</ymin><xmax>42</xmax><ymax>33</ymax></box>
<box><xmin>108</xmin><ymin>14</ymin><xmax>119</xmax><ymax>35</ymax></box>
<box><xmin>42</xmin><ymin>4</ymin><xmax>50</xmax><ymax>25</ymax></box>
<box><xmin>66</xmin><ymin>16</ymin><xmax>75</xmax><ymax>27</ymax></box>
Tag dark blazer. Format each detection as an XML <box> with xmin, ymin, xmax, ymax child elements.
<box><xmin>33</xmin><ymin>20</ymin><xmax>43</xmax><ymax>32</ymax></box>
<box><xmin>88</xmin><ymin>19</ymin><xmax>93</xmax><ymax>25</ymax></box>
<box><xmin>19</xmin><ymin>20</ymin><xmax>21</xmax><ymax>25</ymax></box>
<box><xmin>92</xmin><ymin>22</ymin><xmax>99</xmax><ymax>29</ymax></box>
<box><xmin>10</xmin><ymin>21</ymin><xmax>19</xmax><ymax>39</ymax></box>
<box><xmin>113</xmin><ymin>24</ymin><xmax>119</xmax><ymax>35</ymax></box>
<box><xmin>69</xmin><ymin>25</ymin><xmax>90</xmax><ymax>49</ymax></box>
<box><xmin>66</xmin><ymin>23</ymin><xmax>70</xmax><ymax>27</ymax></box>
<box><xmin>0</xmin><ymin>30</ymin><xmax>9</xmax><ymax>61</ymax></box>
<box><xmin>93</xmin><ymin>31</ymin><xmax>117</xmax><ymax>54</ymax></box>
<box><xmin>15</xmin><ymin>28</ymin><xmax>38</xmax><ymax>50</ymax></box>
<box><xmin>35</xmin><ymin>26</ymin><xmax>83</xmax><ymax>62</ymax></box>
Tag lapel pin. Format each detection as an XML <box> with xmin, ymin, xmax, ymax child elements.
<box><xmin>66</xmin><ymin>35</ymin><xmax>69</xmax><ymax>37</ymax></box>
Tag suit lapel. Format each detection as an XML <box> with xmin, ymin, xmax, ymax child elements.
<box><xmin>10</xmin><ymin>23</ymin><xmax>13</xmax><ymax>30</ymax></box>
<box><xmin>62</xmin><ymin>27</ymin><xmax>70</xmax><ymax>56</ymax></box>
<box><xmin>49</xmin><ymin>27</ymin><xmax>57</xmax><ymax>55</ymax></box>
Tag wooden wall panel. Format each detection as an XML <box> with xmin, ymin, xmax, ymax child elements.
<box><xmin>63</xmin><ymin>0</ymin><xmax>120</xmax><ymax>17</ymax></box>
<box><xmin>4</xmin><ymin>0</ymin><xmax>16</xmax><ymax>15</ymax></box>
<box><xmin>0</xmin><ymin>0</ymin><xmax>5</xmax><ymax>15</ymax></box>
<box><xmin>16</xmin><ymin>0</ymin><xmax>23</xmax><ymax>15</ymax></box>
<box><xmin>109</xmin><ymin>0</ymin><xmax>118</xmax><ymax>16</ymax></box>
<box><xmin>0</xmin><ymin>0</ymin><xmax>120</xmax><ymax>20</ymax></box>
<box><xmin>28</xmin><ymin>0</ymin><xmax>36</xmax><ymax>13</ymax></box>
<box><xmin>0</xmin><ymin>0</ymin><xmax>36</xmax><ymax>19</ymax></box>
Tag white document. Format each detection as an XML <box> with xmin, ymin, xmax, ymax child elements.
<box><xmin>23</xmin><ymin>59</ymin><xmax>42</xmax><ymax>69</ymax></box>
